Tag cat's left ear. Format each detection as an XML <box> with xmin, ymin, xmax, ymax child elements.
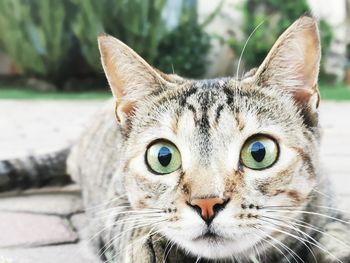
<box><xmin>98</xmin><ymin>34</ymin><xmax>171</xmax><ymax>125</ymax></box>
<box><xmin>254</xmin><ymin>16</ymin><xmax>321</xmax><ymax>110</ymax></box>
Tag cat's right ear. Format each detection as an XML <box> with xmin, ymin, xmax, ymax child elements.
<box><xmin>98</xmin><ymin>34</ymin><xmax>170</xmax><ymax>125</ymax></box>
<box><xmin>253</xmin><ymin>16</ymin><xmax>321</xmax><ymax>111</ymax></box>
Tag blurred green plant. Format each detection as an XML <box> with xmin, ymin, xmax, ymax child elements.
<box><xmin>229</xmin><ymin>0</ymin><xmax>333</xmax><ymax>78</ymax></box>
<box><xmin>70</xmin><ymin>0</ymin><xmax>214</xmax><ymax>78</ymax></box>
<box><xmin>70</xmin><ymin>0</ymin><xmax>168</xmax><ymax>72</ymax></box>
<box><xmin>0</xmin><ymin>0</ymin><xmax>71</xmax><ymax>83</ymax></box>
<box><xmin>0</xmin><ymin>0</ymin><xmax>219</xmax><ymax>87</ymax></box>
<box><xmin>155</xmin><ymin>0</ymin><xmax>212</xmax><ymax>77</ymax></box>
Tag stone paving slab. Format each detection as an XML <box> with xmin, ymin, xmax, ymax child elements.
<box><xmin>0</xmin><ymin>244</ymin><xmax>96</xmax><ymax>263</ymax></box>
<box><xmin>0</xmin><ymin>193</ymin><xmax>83</xmax><ymax>215</ymax></box>
<box><xmin>0</xmin><ymin>212</ymin><xmax>77</xmax><ymax>248</ymax></box>
<box><xmin>70</xmin><ymin>213</ymin><xmax>88</xmax><ymax>239</ymax></box>
<box><xmin>0</xmin><ymin>184</ymin><xmax>81</xmax><ymax>199</ymax></box>
<box><xmin>0</xmin><ymin>100</ymin><xmax>104</xmax><ymax>159</ymax></box>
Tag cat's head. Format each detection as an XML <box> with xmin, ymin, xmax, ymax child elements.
<box><xmin>98</xmin><ymin>16</ymin><xmax>321</xmax><ymax>259</ymax></box>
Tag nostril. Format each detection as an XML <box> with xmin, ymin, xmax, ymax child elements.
<box><xmin>188</xmin><ymin>202</ymin><xmax>202</xmax><ymax>215</ymax></box>
<box><xmin>213</xmin><ymin>198</ymin><xmax>230</xmax><ymax>214</ymax></box>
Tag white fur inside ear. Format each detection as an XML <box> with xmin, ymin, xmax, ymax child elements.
<box><xmin>116</xmin><ymin>105</ymin><xmax>128</xmax><ymax>125</ymax></box>
<box><xmin>309</xmin><ymin>91</ymin><xmax>320</xmax><ymax>111</ymax></box>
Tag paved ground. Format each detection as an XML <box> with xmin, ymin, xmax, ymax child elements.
<box><xmin>0</xmin><ymin>100</ymin><xmax>349</xmax><ymax>263</ymax></box>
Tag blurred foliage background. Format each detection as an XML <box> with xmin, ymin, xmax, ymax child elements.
<box><xmin>0</xmin><ymin>0</ymin><xmax>213</xmax><ymax>89</ymax></box>
<box><xmin>228</xmin><ymin>0</ymin><xmax>333</xmax><ymax>81</ymax></box>
<box><xmin>0</xmin><ymin>0</ymin><xmax>348</xmax><ymax>98</ymax></box>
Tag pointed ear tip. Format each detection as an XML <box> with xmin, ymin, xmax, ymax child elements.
<box><xmin>297</xmin><ymin>15</ymin><xmax>318</xmax><ymax>29</ymax></box>
<box><xmin>97</xmin><ymin>34</ymin><xmax>127</xmax><ymax>50</ymax></box>
<box><xmin>97</xmin><ymin>32</ymin><xmax>108</xmax><ymax>37</ymax></box>
<box><xmin>97</xmin><ymin>34</ymin><xmax>109</xmax><ymax>50</ymax></box>
<box><xmin>97</xmin><ymin>33</ymin><xmax>113</xmax><ymax>44</ymax></box>
<box><xmin>97</xmin><ymin>35</ymin><xmax>124</xmax><ymax>55</ymax></box>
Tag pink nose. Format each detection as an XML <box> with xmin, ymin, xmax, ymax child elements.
<box><xmin>190</xmin><ymin>198</ymin><xmax>226</xmax><ymax>222</ymax></box>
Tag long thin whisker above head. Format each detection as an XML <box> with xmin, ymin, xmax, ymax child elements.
<box><xmin>235</xmin><ymin>20</ymin><xmax>265</xmax><ymax>89</ymax></box>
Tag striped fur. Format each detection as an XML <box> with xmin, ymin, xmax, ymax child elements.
<box><xmin>0</xmin><ymin>148</ymin><xmax>71</xmax><ymax>193</ymax></box>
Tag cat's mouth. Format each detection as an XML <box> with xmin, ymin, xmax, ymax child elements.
<box><xmin>193</xmin><ymin>230</ymin><xmax>227</xmax><ymax>242</ymax></box>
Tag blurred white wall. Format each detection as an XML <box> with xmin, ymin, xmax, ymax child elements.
<box><xmin>0</xmin><ymin>52</ymin><xmax>15</xmax><ymax>75</ymax></box>
<box><xmin>198</xmin><ymin>0</ymin><xmax>243</xmax><ymax>77</ymax></box>
<box><xmin>309</xmin><ymin>0</ymin><xmax>347</xmax><ymax>79</ymax></box>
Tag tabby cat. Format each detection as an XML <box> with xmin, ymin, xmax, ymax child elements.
<box><xmin>1</xmin><ymin>16</ymin><xmax>350</xmax><ymax>262</ymax></box>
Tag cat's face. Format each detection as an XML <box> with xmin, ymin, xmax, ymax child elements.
<box><xmin>121</xmin><ymin>78</ymin><xmax>319</xmax><ymax>259</ymax></box>
<box><xmin>98</xmin><ymin>16</ymin><xmax>321</xmax><ymax>260</ymax></box>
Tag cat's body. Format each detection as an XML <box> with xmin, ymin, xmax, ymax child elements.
<box><xmin>1</xmin><ymin>16</ymin><xmax>350</xmax><ymax>262</ymax></box>
<box><xmin>68</xmin><ymin>89</ymin><xmax>346</xmax><ymax>263</ymax></box>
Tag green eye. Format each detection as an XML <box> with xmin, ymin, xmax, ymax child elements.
<box><xmin>240</xmin><ymin>135</ymin><xmax>279</xmax><ymax>170</ymax></box>
<box><xmin>146</xmin><ymin>140</ymin><xmax>181</xmax><ymax>174</ymax></box>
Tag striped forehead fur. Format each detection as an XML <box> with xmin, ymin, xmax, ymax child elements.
<box><xmin>129</xmin><ymin>77</ymin><xmax>315</xmax><ymax>138</ymax></box>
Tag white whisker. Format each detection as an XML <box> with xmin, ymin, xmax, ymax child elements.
<box><xmin>260</xmin><ymin>216</ymin><xmax>318</xmax><ymax>262</ymax></box>
<box><xmin>260</xmin><ymin>223</ymin><xmax>343</xmax><ymax>263</ymax></box>
<box><xmin>252</xmin><ymin>230</ymin><xmax>293</xmax><ymax>263</ymax></box>
<box><xmin>99</xmin><ymin>220</ymin><xmax>167</xmax><ymax>258</ymax></box>
<box><xmin>265</xmin><ymin>214</ymin><xmax>350</xmax><ymax>249</ymax></box>
<box><xmin>85</xmin><ymin>194</ymin><xmax>128</xmax><ymax>212</ymax></box>
<box><xmin>235</xmin><ymin>20</ymin><xmax>265</xmax><ymax>89</ymax></box>
<box><xmin>263</xmin><ymin>209</ymin><xmax>350</xmax><ymax>225</ymax></box>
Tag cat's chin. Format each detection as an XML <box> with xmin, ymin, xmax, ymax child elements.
<box><xmin>164</xmin><ymin>231</ymin><xmax>258</xmax><ymax>259</ymax></box>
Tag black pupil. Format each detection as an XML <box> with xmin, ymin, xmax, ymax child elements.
<box><xmin>251</xmin><ymin>142</ymin><xmax>266</xmax><ymax>162</ymax></box>
<box><xmin>158</xmin><ymin>147</ymin><xmax>172</xmax><ymax>167</ymax></box>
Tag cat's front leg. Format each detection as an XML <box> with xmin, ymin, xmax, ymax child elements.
<box><xmin>124</xmin><ymin>238</ymin><xmax>156</xmax><ymax>263</ymax></box>
<box><xmin>123</xmin><ymin>232</ymin><xmax>169</xmax><ymax>263</ymax></box>
<box><xmin>124</xmin><ymin>232</ymin><xmax>192</xmax><ymax>263</ymax></box>
<box><xmin>311</xmin><ymin>219</ymin><xmax>350</xmax><ymax>263</ymax></box>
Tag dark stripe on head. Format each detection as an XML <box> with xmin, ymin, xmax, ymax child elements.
<box><xmin>215</xmin><ymin>104</ymin><xmax>224</xmax><ymax>125</ymax></box>
<box><xmin>186</xmin><ymin>104</ymin><xmax>197</xmax><ymax>121</ymax></box>
<box><xmin>178</xmin><ymin>86</ymin><xmax>198</xmax><ymax>107</ymax></box>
